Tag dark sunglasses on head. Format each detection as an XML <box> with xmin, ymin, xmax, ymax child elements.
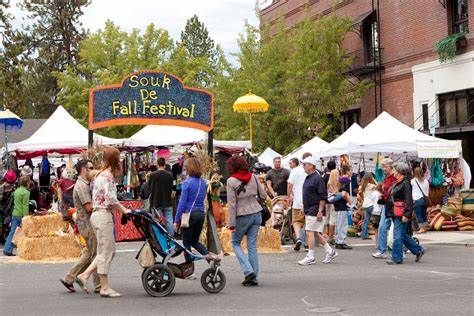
<box><xmin>88</xmin><ymin>167</ymin><xmax>94</xmax><ymax>170</ymax></box>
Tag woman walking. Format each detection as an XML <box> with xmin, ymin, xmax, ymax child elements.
<box><xmin>386</xmin><ymin>162</ymin><xmax>425</xmax><ymax>265</ymax></box>
<box><xmin>359</xmin><ymin>173</ymin><xmax>377</xmax><ymax>240</ymax></box>
<box><xmin>226</xmin><ymin>156</ymin><xmax>266</xmax><ymax>286</ymax></box>
<box><xmin>174</xmin><ymin>157</ymin><xmax>214</xmax><ymax>263</ymax></box>
<box><xmin>411</xmin><ymin>167</ymin><xmax>430</xmax><ymax>233</ymax></box>
<box><xmin>76</xmin><ymin>147</ymin><xmax>130</xmax><ymax>297</ymax></box>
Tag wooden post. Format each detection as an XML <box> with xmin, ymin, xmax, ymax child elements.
<box><xmin>206</xmin><ymin>129</ymin><xmax>221</xmax><ymax>254</ymax></box>
<box><xmin>88</xmin><ymin>130</ymin><xmax>93</xmax><ymax>148</ymax></box>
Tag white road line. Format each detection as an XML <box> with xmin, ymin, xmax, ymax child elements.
<box><xmin>116</xmin><ymin>249</ymin><xmax>138</xmax><ymax>253</ymax></box>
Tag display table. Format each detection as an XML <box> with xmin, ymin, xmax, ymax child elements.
<box><xmin>113</xmin><ymin>200</ymin><xmax>144</xmax><ymax>242</ymax></box>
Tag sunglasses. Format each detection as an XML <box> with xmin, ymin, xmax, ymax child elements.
<box><xmin>87</xmin><ymin>167</ymin><xmax>94</xmax><ymax>170</ymax></box>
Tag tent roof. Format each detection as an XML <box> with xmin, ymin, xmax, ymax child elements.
<box><xmin>283</xmin><ymin>135</ymin><xmax>329</xmax><ymax>162</ymax></box>
<box><xmin>125</xmin><ymin>125</ymin><xmax>206</xmax><ymax>147</ymax></box>
<box><xmin>320</xmin><ymin>123</ymin><xmax>363</xmax><ymax>157</ymax></box>
<box><xmin>258</xmin><ymin>147</ymin><xmax>281</xmax><ymax>166</ymax></box>
<box><xmin>9</xmin><ymin>106</ymin><xmax>123</xmax><ymax>153</ymax></box>
<box><xmin>344</xmin><ymin>111</ymin><xmax>445</xmax><ymax>154</ymax></box>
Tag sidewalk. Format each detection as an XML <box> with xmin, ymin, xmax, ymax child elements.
<box><xmin>342</xmin><ymin>231</ymin><xmax>474</xmax><ymax>247</ymax></box>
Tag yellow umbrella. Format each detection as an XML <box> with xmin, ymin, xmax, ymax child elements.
<box><xmin>233</xmin><ymin>91</ymin><xmax>269</xmax><ymax>149</ymax></box>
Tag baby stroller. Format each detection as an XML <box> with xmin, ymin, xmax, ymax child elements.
<box><xmin>125</xmin><ymin>211</ymin><xmax>226</xmax><ymax>297</ymax></box>
<box><xmin>271</xmin><ymin>196</ymin><xmax>296</xmax><ymax>245</ymax></box>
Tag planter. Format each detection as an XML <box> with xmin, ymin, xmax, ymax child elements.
<box><xmin>434</xmin><ymin>32</ymin><xmax>467</xmax><ymax>63</ymax></box>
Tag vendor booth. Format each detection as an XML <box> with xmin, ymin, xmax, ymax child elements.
<box><xmin>258</xmin><ymin>147</ymin><xmax>281</xmax><ymax>167</ymax></box>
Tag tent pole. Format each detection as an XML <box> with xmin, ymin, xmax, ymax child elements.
<box><xmin>88</xmin><ymin>130</ymin><xmax>93</xmax><ymax>148</ymax></box>
<box><xmin>4</xmin><ymin>125</ymin><xmax>8</xmax><ymax>154</ymax></box>
<box><xmin>249</xmin><ymin>113</ymin><xmax>253</xmax><ymax>151</ymax></box>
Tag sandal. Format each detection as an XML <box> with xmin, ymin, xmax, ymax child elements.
<box><xmin>100</xmin><ymin>290</ymin><xmax>122</xmax><ymax>298</ymax></box>
<box><xmin>59</xmin><ymin>279</ymin><xmax>76</xmax><ymax>293</ymax></box>
<box><xmin>73</xmin><ymin>277</ymin><xmax>89</xmax><ymax>294</ymax></box>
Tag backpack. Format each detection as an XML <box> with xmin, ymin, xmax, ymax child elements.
<box><xmin>1</xmin><ymin>191</ymin><xmax>14</xmax><ymax>217</ymax></box>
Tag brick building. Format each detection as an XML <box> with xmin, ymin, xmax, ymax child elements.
<box><xmin>259</xmin><ymin>0</ymin><xmax>474</xmax><ymax>168</ymax></box>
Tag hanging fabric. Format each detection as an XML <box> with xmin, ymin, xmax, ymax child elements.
<box><xmin>430</xmin><ymin>158</ymin><xmax>445</xmax><ymax>187</ymax></box>
<box><xmin>374</xmin><ymin>153</ymin><xmax>385</xmax><ymax>183</ymax></box>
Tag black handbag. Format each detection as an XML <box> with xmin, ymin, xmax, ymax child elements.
<box><xmin>254</xmin><ymin>176</ymin><xmax>271</xmax><ymax>226</ymax></box>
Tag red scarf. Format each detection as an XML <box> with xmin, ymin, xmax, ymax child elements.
<box><xmin>231</xmin><ymin>171</ymin><xmax>252</xmax><ymax>184</ymax></box>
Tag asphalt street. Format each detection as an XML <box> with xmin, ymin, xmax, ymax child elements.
<box><xmin>1</xmin><ymin>242</ymin><xmax>473</xmax><ymax>316</ymax></box>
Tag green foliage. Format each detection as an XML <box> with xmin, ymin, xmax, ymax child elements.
<box><xmin>215</xmin><ymin>14</ymin><xmax>372</xmax><ymax>154</ymax></box>
<box><xmin>0</xmin><ymin>0</ymin><xmax>89</xmax><ymax>117</ymax></box>
<box><xmin>434</xmin><ymin>32</ymin><xmax>466</xmax><ymax>63</ymax></box>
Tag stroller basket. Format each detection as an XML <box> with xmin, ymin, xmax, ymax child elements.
<box><xmin>168</xmin><ymin>262</ymin><xmax>195</xmax><ymax>279</ymax></box>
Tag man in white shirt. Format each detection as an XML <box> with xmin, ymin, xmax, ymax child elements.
<box><xmin>287</xmin><ymin>154</ymin><xmax>311</xmax><ymax>251</ymax></box>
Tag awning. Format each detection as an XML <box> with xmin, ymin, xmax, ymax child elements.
<box><xmin>352</xmin><ymin>10</ymin><xmax>374</xmax><ymax>26</ymax></box>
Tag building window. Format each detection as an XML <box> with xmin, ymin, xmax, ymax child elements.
<box><xmin>362</xmin><ymin>14</ymin><xmax>379</xmax><ymax>64</ymax></box>
<box><xmin>450</xmin><ymin>0</ymin><xmax>469</xmax><ymax>33</ymax></box>
<box><xmin>439</xmin><ymin>89</ymin><xmax>474</xmax><ymax>127</ymax></box>
<box><xmin>422</xmin><ymin>103</ymin><xmax>429</xmax><ymax>130</ymax></box>
<box><xmin>341</xmin><ymin>109</ymin><xmax>361</xmax><ymax>131</ymax></box>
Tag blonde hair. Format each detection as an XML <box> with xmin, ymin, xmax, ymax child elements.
<box><xmin>327</xmin><ymin>169</ymin><xmax>340</xmax><ymax>193</ymax></box>
<box><xmin>414</xmin><ymin>167</ymin><xmax>424</xmax><ymax>182</ymax></box>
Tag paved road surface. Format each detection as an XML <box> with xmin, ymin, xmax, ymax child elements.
<box><xmin>1</xmin><ymin>242</ymin><xmax>473</xmax><ymax>315</ymax></box>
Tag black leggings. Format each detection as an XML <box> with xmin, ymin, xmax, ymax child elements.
<box><xmin>181</xmin><ymin>211</ymin><xmax>209</xmax><ymax>262</ymax></box>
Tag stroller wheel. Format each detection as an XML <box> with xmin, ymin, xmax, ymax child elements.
<box><xmin>142</xmin><ymin>264</ymin><xmax>176</xmax><ymax>297</ymax></box>
<box><xmin>201</xmin><ymin>268</ymin><xmax>226</xmax><ymax>294</ymax></box>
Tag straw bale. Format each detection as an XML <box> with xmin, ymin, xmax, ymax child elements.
<box><xmin>22</xmin><ymin>213</ymin><xmax>67</xmax><ymax>238</ymax></box>
<box><xmin>218</xmin><ymin>226</ymin><xmax>281</xmax><ymax>254</ymax></box>
<box><xmin>18</xmin><ymin>234</ymin><xmax>81</xmax><ymax>260</ymax></box>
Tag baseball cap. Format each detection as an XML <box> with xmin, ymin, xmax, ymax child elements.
<box><xmin>21</xmin><ymin>165</ymin><xmax>33</xmax><ymax>177</ymax></box>
<box><xmin>302</xmin><ymin>156</ymin><xmax>319</xmax><ymax>167</ymax></box>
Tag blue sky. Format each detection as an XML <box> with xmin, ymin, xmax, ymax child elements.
<box><xmin>8</xmin><ymin>0</ymin><xmax>260</xmax><ymax>63</ymax></box>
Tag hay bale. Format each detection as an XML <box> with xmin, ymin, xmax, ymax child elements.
<box><xmin>22</xmin><ymin>213</ymin><xmax>67</xmax><ymax>238</ymax></box>
<box><xmin>18</xmin><ymin>234</ymin><xmax>81</xmax><ymax>260</ymax></box>
<box><xmin>218</xmin><ymin>226</ymin><xmax>281</xmax><ymax>254</ymax></box>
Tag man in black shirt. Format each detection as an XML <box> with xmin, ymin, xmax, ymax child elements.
<box><xmin>147</xmin><ymin>157</ymin><xmax>174</xmax><ymax>236</ymax></box>
<box><xmin>265</xmin><ymin>157</ymin><xmax>290</xmax><ymax>198</ymax></box>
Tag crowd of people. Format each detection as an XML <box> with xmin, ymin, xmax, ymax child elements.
<box><xmin>262</xmin><ymin>155</ymin><xmax>426</xmax><ymax>266</ymax></box>
<box><xmin>0</xmin><ymin>146</ymin><xmax>430</xmax><ymax>298</ymax></box>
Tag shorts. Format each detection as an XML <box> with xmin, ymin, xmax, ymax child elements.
<box><xmin>305</xmin><ymin>215</ymin><xmax>326</xmax><ymax>233</ymax></box>
<box><xmin>292</xmin><ymin>208</ymin><xmax>305</xmax><ymax>225</ymax></box>
<box><xmin>326</xmin><ymin>204</ymin><xmax>337</xmax><ymax>226</ymax></box>
<box><xmin>372</xmin><ymin>215</ymin><xmax>381</xmax><ymax>229</ymax></box>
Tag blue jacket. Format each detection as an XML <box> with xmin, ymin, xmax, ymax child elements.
<box><xmin>175</xmin><ymin>176</ymin><xmax>207</xmax><ymax>223</ymax></box>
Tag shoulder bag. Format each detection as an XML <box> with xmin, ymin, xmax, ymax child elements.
<box><xmin>414</xmin><ymin>179</ymin><xmax>431</xmax><ymax>206</ymax></box>
<box><xmin>180</xmin><ymin>179</ymin><xmax>202</xmax><ymax>228</ymax></box>
<box><xmin>390</xmin><ymin>181</ymin><xmax>406</xmax><ymax>218</ymax></box>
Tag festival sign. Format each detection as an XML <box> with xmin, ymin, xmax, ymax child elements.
<box><xmin>89</xmin><ymin>71</ymin><xmax>214</xmax><ymax>132</ymax></box>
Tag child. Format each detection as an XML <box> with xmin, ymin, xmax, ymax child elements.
<box><xmin>358</xmin><ymin>173</ymin><xmax>377</xmax><ymax>239</ymax></box>
<box><xmin>327</xmin><ymin>167</ymin><xmax>354</xmax><ymax>209</ymax></box>
<box><xmin>369</xmin><ymin>183</ymin><xmax>383</xmax><ymax>249</ymax></box>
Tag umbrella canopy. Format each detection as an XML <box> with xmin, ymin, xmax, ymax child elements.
<box><xmin>0</xmin><ymin>108</ymin><xmax>24</xmax><ymax>154</ymax></box>
<box><xmin>233</xmin><ymin>91</ymin><xmax>269</xmax><ymax>113</ymax></box>
<box><xmin>0</xmin><ymin>109</ymin><xmax>23</xmax><ymax>131</ymax></box>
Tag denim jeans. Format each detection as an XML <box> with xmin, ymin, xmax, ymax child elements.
<box><xmin>413</xmin><ymin>198</ymin><xmax>428</xmax><ymax>228</ymax></box>
<box><xmin>377</xmin><ymin>206</ymin><xmax>392</xmax><ymax>254</ymax></box>
<box><xmin>155</xmin><ymin>207</ymin><xmax>174</xmax><ymax>236</ymax></box>
<box><xmin>335</xmin><ymin>210</ymin><xmax>348</xmax><ymax>244</ymax></box>
<box><xmin>232</xmin><ymin>212</ymin><xmax>261</xmax><ymax>281</ymax></box>
<box><xmin>361</xmin><ymin>206</ymin><xmax>374</xmax><ymax>239</ymax></box>
<box><xmin>4</xmin><ymin>216</ymin><xmax>22</xmax><ymax>254</ymax></box>
<box><xmin>181</xmin><ymin>211</ymin><xmax>209</xmax><ymax>262</ymax></box>
<box><xmin>391</xmin><ymin>217</ymin><xmax>423</xmax><ymax>263</ymax></box>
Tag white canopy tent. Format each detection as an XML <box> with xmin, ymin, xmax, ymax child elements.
<box><xmin>283</xmin><ymin>135</ymin><xmax>329</xmax><ymax>164</ymax></box>
<box><xmin>126</xmin><ymin>125</ymin><xmax>251</xmax><ymax>152</ymax></box>
<box><xmin>125</xmin><ymin>124</ymin><xmax>206</xmax><ymax>147</ymax></box>
<box><xmin>8</xmin><ymin>106</ymin><xmax>123</xmax><ymax>154</ymax></box>
<box><xmin>319</xmin><ymin>123</ymin><xmax>363</xmax><ymax>157</ymax></box>
<box><xmin>258</xmin><ymin>147</ymin><xmax>281</xmax><ymax>166</ymax></box>
<box><xmin>341</xmin><ymin>112</ymin><xmax>451</xmax><ymax>154</ymax></box>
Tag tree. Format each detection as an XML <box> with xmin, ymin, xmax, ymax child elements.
<box><xmin>55</xmin><ymin>21</ymin><xmax>175</xmax><ymax>137</ymax></box>
<box><xmin>215</xmin><ymin>15</ymin><xmax>372</xmax><ymax>154</ymax></box>
<box><xmin>11</xmin><ymin>0</ymin><xmax>90</xmax><ymax>117</ymax></box>
<box><xmin>180</xmin><ymin>15</ymin><xmax>222</xmax><ymax>87</ymax></box>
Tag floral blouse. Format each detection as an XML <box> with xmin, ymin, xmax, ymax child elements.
<box><xmin>92</xmin><ymin>169</ymin><xmax>120</xmax><ymax>211</ymax></box>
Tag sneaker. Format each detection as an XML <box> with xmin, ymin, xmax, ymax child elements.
<box><xmin>322</xmin><ymin>250</ymin><xmax>338</xmax><ymax>264</ymax></box>
<box><xmin>372</xmin><ymin>251</ymin><xmax>387</xmax><ymax>259</ymax></box>
<box><xmin>294</xmin><ymin>239</ymin><xmax>302</xmax><ymax>251</ymax></box>
<box><xmin>298</xmin><ymin>255</ymin><xmax>316</xmax><ymax>266</ymax></box>
<box><xmin>415</xmin><ymin>248</ymin><xmax>425</xmax><ymax>263</ymax></box>
<box><xmin>336</xmin><ymin>243</ymin><xmax>352</xmax><ymax>250</ymax></box>
<box><xmin>242</xmin><ymin>272</ymin><xmax>256</xmax><ymax>285</ymax></box>
<box><xmin>329</xmin><ymin>239</ymin><xmax>336</xmax><ymax>246</ymax></box>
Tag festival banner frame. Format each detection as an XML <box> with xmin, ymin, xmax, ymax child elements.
<box><xmin>88</xmin><ymin>70</ymin><xmax>214</xmax><ymax>132</ymax></box>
